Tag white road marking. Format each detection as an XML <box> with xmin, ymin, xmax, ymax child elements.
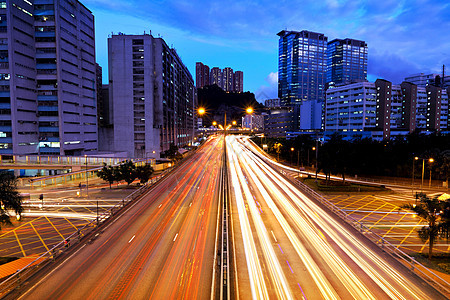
<box><xmin>128</xmin><ymin>235</ymin><xmax>135</xmax><ymax>243</ymax></box>
<box><xmin>173</xmin><ymin>233</ymin><xmax>178</xmax><ymax>242</ymax></box>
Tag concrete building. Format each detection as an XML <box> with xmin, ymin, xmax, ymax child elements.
<box><xmin>242</xmin><ymin>114</ymin><xmax>264</xmax><ymax>131</ymax></box>
<box><xmin>195</xmin><ymin>62</ymin><xmax>209</xmax><ymax>89</ymax></box>
<box><xmin>264</xmin><ymin>107</ymin><xmax>295</xmax><ymax>138</ymax></box>
<box><xmin>326</xmin><ymin>38</ymin><xmax>367</xmax><ymax>85</ymax></box>
<box><xmin>209</xmin><ymin>67</ymin><xmax>222</xmax><ymax>88</ymax></box>
<box><xmin>234</xmin><ymin>71</ymin><xmax>243</xmax><ymax>93</ymax></box>
<box><xmin>195</xmin><ymin>63</ymin><xmax>244</xmax><ymax>92</ymax></box>
<box><xmin>108</xmin><ymin>33</ymin><xmax>196</xmax><ymax>158</ymax></box>
<box><xmin>405</xmin><ymin>72</ymin><xmax>450</xmax><ymax>88</ymax></box>
<box><xmin>277</xmin><ymin>30</ymin><xmax>327</xmax><ymax>130</ymax></box>
<box><xmin>0</xmin><ymin>0</ymin><xmax>98</xmax><ymax>156</ymax></box>
<box><xmin>325</xmin><ymin>80</ymin><xmax>449</xmax><ymax>140</ymax></box>
<box><xmin>264</xmin><ymin>98</ymin><xmax>281</xmax><ymax>108</ymax></box>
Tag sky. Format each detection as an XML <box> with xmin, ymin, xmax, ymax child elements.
<box><xmin>84</xmin><ymin>0</ymin><xmax>450</xmax><ymax>102</ymax></box>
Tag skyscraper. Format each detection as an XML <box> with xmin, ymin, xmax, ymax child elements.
<box><xmin>277</xmin><ymin>30</ymin><xmax>327</xmax><ymax>130</ymax></box>
<box><xmin>108</xmin><ymin>33</ymin><xmax>195</xmax><ymax>158</ymax></box>
<box><xmin>1</xmin><ymin>0</ymin><xmax>97</xmax><ymax>156</ymax></box>
<box><xmin>326</xmin><ymin>38</ymin><xmax>368</xmax><ymax>84</ymax></box>
<box><xmin>195</xmin><ymin>62</ymin><xmax>209</xmax><ymax>88</ymax></box>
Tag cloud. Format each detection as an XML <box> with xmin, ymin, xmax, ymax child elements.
<box><xmin>88</xmin><ymin>0</ymin><xmax>450</xmax><ymax>92</ymax></box>
<box><xmin>255</xmin><ymin>72</ymin><xmax>278</xmax><ymax>102</ymax></box>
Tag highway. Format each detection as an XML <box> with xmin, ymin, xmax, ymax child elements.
<box><xmin>226</xmin><ymin>135</ymin><xmax>445</xmax><ymax>300</ymax></box>
<box><xmin>17</xmin><ymin>136</ymin><xmax>223</xmax><ymax>300</ymax></box>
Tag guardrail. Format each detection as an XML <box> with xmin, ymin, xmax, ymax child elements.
<box><xmin>0</xmin><ymin>154</ymin><xmax>135</xmax><ymax>167</ymax></box>
<box><xmin>0</xmin><ymin>169</ymin><xmax>170</xmax><ymax>298</ymax></box>
<box><xmin>274</xmin><ymin>165</ymin><xmax>450</xmax><ymax>295</ymax></box>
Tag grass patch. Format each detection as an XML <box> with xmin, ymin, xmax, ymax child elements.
<box><xmin>411</xmin><ymin>253</ymin><xmax>450</xmax><ymax>275</ymax></box>
<box><xmin>0</xmin><ymin>257</ymin><xmax>18</xmax><ymax>266</ymax></box>
<box><xmin>300</xmin><ymin>177</ymin><xmax>388</xmax><ymax>193</ymax></box>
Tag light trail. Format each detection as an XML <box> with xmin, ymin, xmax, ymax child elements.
<box><xmin>227</xmin><ymin>135</ymin><xmax>436</xmax><ymax>300</ymax></box>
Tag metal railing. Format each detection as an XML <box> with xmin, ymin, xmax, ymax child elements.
<box><xmin>0</xmin><ymin>170</ymin><xmax>170</xmax><ymax>298</ymax></box>
<box><xmin>274</xmin><ymin>163</ymin><xmax>450</xmax><ymax>295</ymax></box>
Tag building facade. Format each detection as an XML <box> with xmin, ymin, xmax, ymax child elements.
<box><xmin>108</xmin><ymin>33</ymin><xmax>195</xmax><ymax>158</ymax></box>
<box><xmin>195</xmin><ymin>62</ymin><xmax>209</xmax><ymax>89</ymax></box>
<box><xmin>0</xmin><ymin>0</ymin><xmax>98</xmax><ymax>156</ymax></box>
<box><xmin>242</xmin><ymin>114</ymin><xmax>264</xmax><ymax>131</ymax></box>
<box><xmin>277</xmin><ymin>30</ymin><xmax>327</xmax><ymax>130</ymax></box>
<box><xmin>325</xmin><ymin>80</ymin><xmax>449</xmax><ymax>140</ymax></box>
<box><xmin>195</xmin><ymin>63</ymin><xmax>244</xmax><ymax>92</ymax></box>
<box><xmin>264</xmin><ymin>107</ymin><xmax>295</xmax><ymax>138</ymax></box>
<box><xmin>404</xmin><ymin>72</ymin><xmax>450</xmax><ymax>88</ymax></box>
<box><xmin>326</xmin><ymin>38</ymin><xmax>367</xmax><ymax>85</ymax></box>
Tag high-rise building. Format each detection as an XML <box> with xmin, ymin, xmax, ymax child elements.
<box><xmin>404</xmin><ymin>73</ymin><xmax>450</xmax><ymax>88</ymax></box>
<box><xmin>223</xmin><ymin>67</ymin><xmax>233</xmax><ymax>92</ymax></box>
<box><xmin>326</xmin><ymin>38</ymin><xmax>367</xmax><ymax>84</ymax></box>
<box><xmin>278</xmin><ymin>30</ymin><xmax>327</xmax><ymax>130</ymax></box>
<box><xmin>195</xmin><ymin>62</ymin><xmax>209</xmax><ymax>89</ymax></box>
<box><xmin>234</xmin><ymin>71</ymin><xmax>243</xmax><ymax>92</ymax></box>
<box><xmin>209</xmin><ymin>67</ymin><xmax>222</xmax><ymax>88</ymax></box>
<box><xmin>0</xmin><ymin>0</ymin><xmax>97</xmax><ymax>156</ymax></box>
<box><xmin>108</xmin><ymin>33</ymin><xmax>195</xmax><ymax>158</ymax></box>
<box><xmin>195</xmin><ymin>63</ymin><xmax>243</xmax><ymax>92</ymax></box>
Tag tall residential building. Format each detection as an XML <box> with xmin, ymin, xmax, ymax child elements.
<box><xmin>0</xmin><ymin>0</ymin><xmax>97</xmax><ymax>156</ymax></box>
<box><xmin>108</xmin><ymin>33</ymin><xmax>195</xmax><ymax>158</ymax></box>
<box><xmin>234</xmin><ymin>71</ymin><xmax>243</xmax><ymax>92</ymax></box>
<box><xmin>404</xmin><ymin>73</ymin><xmax>450</xmax><ymax>88</ymax></box>
<box><xmin>195</xmin><ymin>62</ymin><xmax>209</xmax><ymax>88</ymax></box>
<box><xmin>324</xmin><ymin>80</ymin><xmax>449</xmax><ymax>140</ymax></box>
<box><xmin>223</xmin><ymin>67</ymin><xmax>233</xmax><ymax>92</ymax></box>
<box><xmin>277</xmin><ymin>30</ymin><xmax>327</xmax><ymax>130</ymax></box>
<box><xmin>195</xmin><ymin>63</ymin><xmax>244</xmax><ymax>92</ymax></box>
<box><xmin>326</xmin><ymin>38</ymin><xmax>367</xmax><ymax>84</ymax></box>
<box><xmin>209</xmin><ymin>67</ymin><xmax>222</xmax><ymax>88</ymax></box>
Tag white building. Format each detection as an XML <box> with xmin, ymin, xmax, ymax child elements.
<box><xmin>242</xmin><ymin>114</ymin><xmax>264</xmax><ymax>131</ymax></box>
<box><xmin>108</xmin><ymin>33</ymin><xmax>196</xmax><ymax>158</ymax></box>
<box><xmin>325</xmin><ymin>79</ymin><xmax>449</xmax><ymax>140</ymax></box>
<box><xmin>0</xmin><ymin>0</ymin><xmax>97</xmax><ymax>156</ymax></box>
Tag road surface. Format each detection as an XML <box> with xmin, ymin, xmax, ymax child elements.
<box><xmin>17</xmin><ymin>136</ymin><xmax>223</xmax><ymax>300</ymax></box>
<box><xmin>226</xmin><ymin>135</ymin><xmax>445</xmax><ymax>300</ymax></box>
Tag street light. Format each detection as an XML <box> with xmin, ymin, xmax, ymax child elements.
<box><xmin>198</xmin><ymin>107</ymin><xmax>205</xmax><ymax>116</ymax></box>
<box><xmin>84</xmin><ymin>154</ymin><xmax>88</xmax><ymax>196</ymax></box>
<box><xmin>212</xmin><ymin>121</ymin><xmax>217</xmax><ymax>126</ymax></box>
<box><xmin>290</xmin><ymin>147</ymin><xmax>294</xmax><ymax>165</ymax></box>
<box><xmin>415</xmin><ymin>157</ymin><xmax>434</xmax><ymax>194</ymax></box>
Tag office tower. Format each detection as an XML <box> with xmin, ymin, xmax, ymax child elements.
<box><xmin>264</xmin><ymin>98</ymin><xmax>281</xmax><ymax>108</ymax></box>
<box><xmin>223</xmin><ymin>67</ymin><xmax>233</xmax><ymax>92</ymax></box>
<box><xmin>210</xmin><ymin>67</ymin><xmax>222</xmax><ymax>88</ymax></box>
<box><xmin>108</xmin><ymin>33</ymin><xmax>195</xmax><ymax>158</ymax></box>
<box><xmin>195</xmin><ymin>62</ymin><xmax>209</xmax><ymax>88</ymax></box>
<box><xmin>326</xmin><ymin>38</ymin><xmax>367</xmax><ymax>84</ymax></box>
<box><xmin>277</xmin><ymin>30</ymin><xmax>327</xmax><ymax>130</ymax></box>
<box><xmin>0</xmin><ymin>0</ymin><xmax>97</xmax><ymax>156</ymax></box>
<box><xmin>234</xmin><ymin>71</ymin><xmax>243</xmax><ymax>92</ymax></box>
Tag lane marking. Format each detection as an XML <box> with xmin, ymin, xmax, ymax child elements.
<box><xmin>271</xmin><ymin>230</ymin><xmax>278</xmax><ymax>243</ymax></box>
<box><xmin>18</xmin><ymin>244</ymin><xmax>87</xmax><ymax>300</ymax></box>
<box><xmin>158</xmin><ymin>204</ymin><xmax>162</xmax><ymax>208</ymax></box>
<box><xmin>173</xmin><ymin>233</ymin><xmax>178</xmax><ymax>242</ymax></box>
<box><xmin>128</xmin><ymin>235</ymin><xmax>135</xmax><ymax>243</ymax></box>
<box><xmin>189</xmin><ymin>202</ymin><xmax>192</xmax><ymax>207</ymax></box>
<box><xmin>286</xmin><ymin>260</ymin><xmax>294</xmax><ymax>273</ymax></box>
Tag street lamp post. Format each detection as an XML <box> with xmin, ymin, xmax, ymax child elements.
<box><xmin>290</xmin><ymin>147</ymin><xmax>294</xmax><ymax>165</ymax></box>
<box><xmin>84</xmin><ymin>154</ymin><xmax>88</xmax><ymax>196</ymax></box>
<box><xmin>415</xmin><ymin>156</ymin><xmax>434</xmax><ymax>194</ymax></box>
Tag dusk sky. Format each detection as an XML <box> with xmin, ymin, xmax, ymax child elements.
<box><xmin>85</xmin><ymin>0</ymin><xmax>450</xmax><ymax>102</ymax></box>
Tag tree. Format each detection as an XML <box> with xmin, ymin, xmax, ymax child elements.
<box><xmin>401</xmin><ymin>194</ymin><xmax>448</xmax><ymax>260</ymax></box>
<box><xmin>0</xmin><ymin>172</ymin><xmax>23</xmax><ymax>228</ymax></box>
<box><xmin>118</xmin><ymin>160</ymin><xmax>137</xmax><ymax>185</ymax></box>
<box><xmin>135</xmin><ymin>164</ymin><xmax>154</xmax><ymax>184</ymax></box>
<box><xmin>97</xmin><ymin>163</ymin><xmax>116</xmax><ymax>189</ymax></box>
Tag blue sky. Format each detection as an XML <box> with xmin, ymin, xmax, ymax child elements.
<box><xmin>85</xmin><ymin>0</ymin><xmax>450</xmax><ymax>102</ymax></box>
